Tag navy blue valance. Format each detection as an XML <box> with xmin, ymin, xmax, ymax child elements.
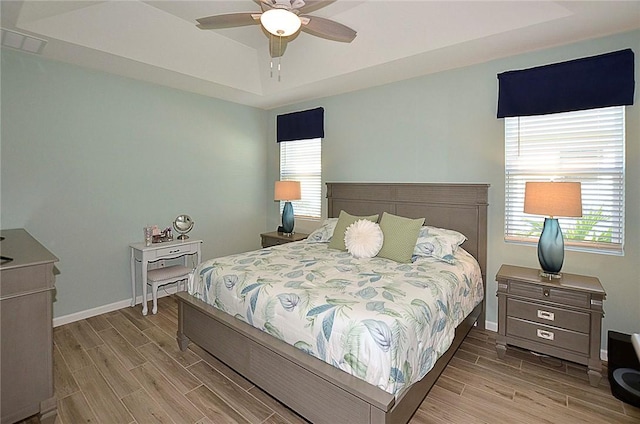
<box><xmin>277</xmin><ymin>107</ymin><xmax>324</xmax><ymax>142</ymax></box>
<box><xmin>497</xmin><ymin>49</ymin><xmax>635</xmax><ymax>118</ymax></box>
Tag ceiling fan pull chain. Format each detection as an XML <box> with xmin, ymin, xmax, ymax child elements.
<box><xmin>278</xmin><ymin>35</ymin><xmax>282</xmax><ymax>82</ymax></box>
<box><xmin>269</xmin><ymin>35</ymin><xmax>274</xmax><ymax>79</ymax></box>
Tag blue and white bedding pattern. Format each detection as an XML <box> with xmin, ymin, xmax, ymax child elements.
<box><xmin>188</xmin><ymin>241</ymin><xmax>483</xmax><ymax>396</ymax></box>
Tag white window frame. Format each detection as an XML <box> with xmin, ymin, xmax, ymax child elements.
<box><xmin>279</xmin><ymin>138</ymin><xmax>322</xmax><ymax>219</ymax></box>
<box><xmin>504</xmin><ymin>106</ymin><xmax>625</xmax><ymax>255</ymax></box>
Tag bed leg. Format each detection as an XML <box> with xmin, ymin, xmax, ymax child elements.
<box><xmin>477</xmin><ymin>306</ymin><xmax>486</xmax><ymax>330</ymax></box>
<box><xmin>176</xmin><ymin>297</ymin><xmax>190</xmax><ymax>351</ymax></box>
<box><xmin>177</xmin><ymin>331</ymin><xmax>190</xmax><ymax>351</ymax></box>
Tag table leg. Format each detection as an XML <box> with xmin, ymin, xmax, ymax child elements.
<box><xmin>130</xmin><ymin>248</ymin><xmax>136</xmax><ymax>307</ymax></box>
<box><xmin>587</xmin><ymin>368</ymin><xmax>602</xmax><ymax>387</ymax></box>
<box><xmin>141</xmin><ymin>256</ymin><xmax>148</xmax><ymax>316</ymax></box>
<box><xmin>152</xmin><ymin>282</ymin><xmax>158</xmax><ymax>315</ymax></box>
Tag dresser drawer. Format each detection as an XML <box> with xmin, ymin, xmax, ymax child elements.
<box><xmin>509</xmin><ymin>281</ymin><xmax>590</xmax><ymax>308</ymax></box>
<box><xmin>507</xmin><ymin>298</ymin><xmax>590</xmax><ymax>333</ymax></box>
<box><xmin>0</xmin><ymin>263</ymin><xmax>55</xmax><ymax>298</ymax></box>
<box><xmin>506</xmin><ymin>316</ymin><xmax>589</xmax><ymax>355</ymax></box>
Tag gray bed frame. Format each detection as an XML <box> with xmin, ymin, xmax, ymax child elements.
<box><xmin>176</xmin><ymin>182</ymin><xmax>489</xmax><ymax>424</ymax></box>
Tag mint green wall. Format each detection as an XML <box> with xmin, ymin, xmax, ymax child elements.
<box><xmin>267</xmin><ymin>30</ymin><xmax>640</xmax><ymax>344</ymax></box>
<box><xmin>2</xmin><ymin>30</ymin><xmax>638</xmax><ymax>345</ymax></box>
<box><xmin>1</xmin><ymin>49</ymin><xmax>267</xmax><ymax>318</ymax></box>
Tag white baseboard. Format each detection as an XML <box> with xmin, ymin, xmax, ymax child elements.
<box><xmin>55</xmin><ymin>304</ymin><xmax>501</xmax><ymax>331</ymax></box>
<box><xmin>53</xmin><ymin>301</ymin><xmax>609</xmax><ymax>361</ymax></box>
<box><xmin>484</xmin><ymin>320</ymin><xmax>498</xmax><ymax>332</ymax></box>
<box><xmin>53</xmin><ymin>286</ymin><xmax>179</xmax><ymax>327</ymax></box>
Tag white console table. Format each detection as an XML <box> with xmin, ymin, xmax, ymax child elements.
<box><xmin>130</xmin><ymin>238</ymin><xmax>202</xmax><ymax>315</ymax></box>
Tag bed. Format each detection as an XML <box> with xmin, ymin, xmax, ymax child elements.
<box><xmin>176</xmin><ymin>182</ymin><xmax>489</xmax><ymax>424</ymax></box>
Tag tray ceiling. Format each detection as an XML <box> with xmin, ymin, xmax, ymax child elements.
<box><xmin>2</xmin><ymin>1</ymin><xmax>639</xmax><ymax>109</ymax></box>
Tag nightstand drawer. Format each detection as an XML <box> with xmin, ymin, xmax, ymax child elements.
<box><xmin>507</xmin><ymin>298</ymin><xmax>590</xmax><ymax>333</ymax></box>
<box><xmin>509</xmin><ymin>281</ymin><xmax>590</xmax><ymax>308</ymax></box>
<box><xmin>260</xmin><ymin>232</ymin><xmax>308</xmax><ymax>248</ymax></box>
<box><xmin>154</xmin><ymin>244</ymin><xmax>197</xmax><ymax>259</ymax></box>
<box><xmin>506</xmin><ymin>317</ymin><xmax>590</xmax><ymax>355</ymax></box>
<box><xmin>268</xmin><ymin>238</ymin><xmax>289</xmax><ymax>246</ymax></box>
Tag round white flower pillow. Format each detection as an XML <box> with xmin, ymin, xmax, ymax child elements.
<box><xmin>344</xmin><ymin>219</ymin><xmax>384</xmax><ymax>259</ymax></box>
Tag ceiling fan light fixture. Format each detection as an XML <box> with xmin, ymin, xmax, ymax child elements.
<box><xmin>260</xmin><ymin>9</ymin><xmax>301</xmax><ymax>37</ymax></box>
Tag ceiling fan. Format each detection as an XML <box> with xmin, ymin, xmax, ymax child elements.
<box><xmin>196</xmin><ymin>0</ymin><xmax>357</xmax><ymax>58</ymax></box>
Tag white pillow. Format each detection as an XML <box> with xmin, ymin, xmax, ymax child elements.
<box><xmin>344</xmin><ymin>219</ymin><xmax>384</xmax><ymax>259</ymax></box>
<box><xmin>306</xmin><ymin>218</ymin><xmax>339</xmax><ymax>243</ymax></box>
<box><xmin>413</xmin><ymin>226</ymin><xmax>467</xmax><ymax>264</ymax></box>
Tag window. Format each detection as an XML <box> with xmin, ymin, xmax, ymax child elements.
<box><xmin>505</xmin><ymin>106</ymin><xmax>625</xmax><ymax>254</ymax></box>
<box><xmin>280</xmin><ymin>138</ymin><xmax>321</xmax><ymax>219</ymax></box>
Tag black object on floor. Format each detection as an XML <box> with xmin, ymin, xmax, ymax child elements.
<box><xmin>608</xmin><ymin>331</ymin><xmax>640</xmax><ymax>407</ymax></box>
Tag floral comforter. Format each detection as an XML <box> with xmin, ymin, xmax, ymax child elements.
<box><xmin>188</xmin><ymin>241</ymin><xmax>483</xmax><ymax>396</ymax></box>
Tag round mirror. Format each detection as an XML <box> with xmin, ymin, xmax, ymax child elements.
<box><xmin>173</xmin><ymin>214</ymin><xmax>194</xmax><ymax>240</ymax></box>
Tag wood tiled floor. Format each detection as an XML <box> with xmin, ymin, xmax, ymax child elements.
<box><xmin>24</xmin><ymin>295</ymin><xmax>640</xmax><ymax>423</ymax></box>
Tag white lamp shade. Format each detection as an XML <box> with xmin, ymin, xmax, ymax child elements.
<box><xmin>260</xmin><ymin>9</ymin><xmax>301</xmax><ymax>37</ymax></box>
<box><xmin>524</xmin><ymin>182</ymin><xmax>582</xmax><ymax>218</ymax></box>
<box><xmin>274</xmin><ymin>181</ymin><xmax>301</xmax><ymax>201</ymax></box>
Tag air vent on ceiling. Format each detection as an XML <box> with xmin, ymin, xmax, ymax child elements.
<box><xmin>1</xmin><ymin>28</ymin><xmax>47</xmax><ymax>54</ymax></box>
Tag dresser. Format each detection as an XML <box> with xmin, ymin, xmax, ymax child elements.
<box><xmin>1</xmin><ymin>229</ymin><xmax>58</xmax><ymax>424</ymax></box>
<box><xmin>260</xmin><ymin>231</ymin><xmax>308</xmax><ymax>248</ymax></box>
<box><xmin>496</xmin><ymin>264</ymin><xmax>606</xmax><ymax>386</ymax></box>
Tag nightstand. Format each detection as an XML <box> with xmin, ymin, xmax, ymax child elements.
<box><xmin>496</xmin><ymin>264</ymin><xmax>606</xmax><ymax>386</ymax></box>
<box><xmin>260</xmin><ymin>231</ymin><xmax>308</xmax><ymax>248</ymax></box>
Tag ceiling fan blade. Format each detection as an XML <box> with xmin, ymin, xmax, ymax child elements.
<box><xmin>297</xmin><ymin>0</ymin><xmax>335</xmax><ymax>14</ymax></box>
<box><xmin>300</xmin><ymin>15</ymin><xmax>356</xmax><ymax>43</ymax></box>
<box><xmin>196</xmin><ymin>13</ymin><xmax>259</xmax><ymax>30</ymax></box>
<box><xmin>269</xmin><ymin>36</ymin><xmax>289</xmax><ymax>58</ymax></box>
<box><xmin>254</xmin><ymin>0</ymin><xmax>275</xmax><ymax>12</ymax></box>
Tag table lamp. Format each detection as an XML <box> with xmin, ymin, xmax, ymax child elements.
<box><xmin>274</xmin><ymin>181</ymin><xmax>301</xmax><ymax>235</ymax></box>
<box><xmin>524</xmin><ymin>181</ymin><xmax>582</xmax><ymax>278</ymax></box>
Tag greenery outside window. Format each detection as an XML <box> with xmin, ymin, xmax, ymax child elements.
<box><xmin>504</xmin><ymin>106</ymin><xmax>625</xmax><ymax>255</ymax></box>
<box><xmin>279</xmin><ymin>138</ymin><xmax>321</xmax><ymax>219</ymax></box>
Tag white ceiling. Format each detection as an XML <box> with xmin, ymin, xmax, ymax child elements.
<box><xmin>2</xmin><ymin>1</ymin><xmax>639</xmax><ymax>109</ymax></box>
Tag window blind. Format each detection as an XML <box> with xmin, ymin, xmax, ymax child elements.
<box><xmin>280</xmin><ymin>138</ymin><xmax>322</xmax><ymax>218</ymax></box>
<box><xmin>505</xmin><ymin>106</ymin><xmax>625</xmax><ymax>254</ymax></box>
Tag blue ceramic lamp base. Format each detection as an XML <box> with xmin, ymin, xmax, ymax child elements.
<box><xmin>538</xmin><ymin>217</ymin><xmax>564</xmax><ymax>279</ymax></box>
<box><xmin>281</xmin><ymin>201</ymin><xmax>295</xmax><ymax>234</ymax></box>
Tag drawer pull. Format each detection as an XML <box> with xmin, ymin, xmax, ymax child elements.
<box><xmin>543</xmin><ymin>288</ymin><xmax>550</xmax><ymax>297</ymax></box>
<box><xmin>537</xmin><ymin>310</ymin><xmax>555</xmax><ymax>321</ymax></box>
<box><xmin>536</xmin><ymin>329</ymin><xmax>554</xmax><ymax>341</ymax></box>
